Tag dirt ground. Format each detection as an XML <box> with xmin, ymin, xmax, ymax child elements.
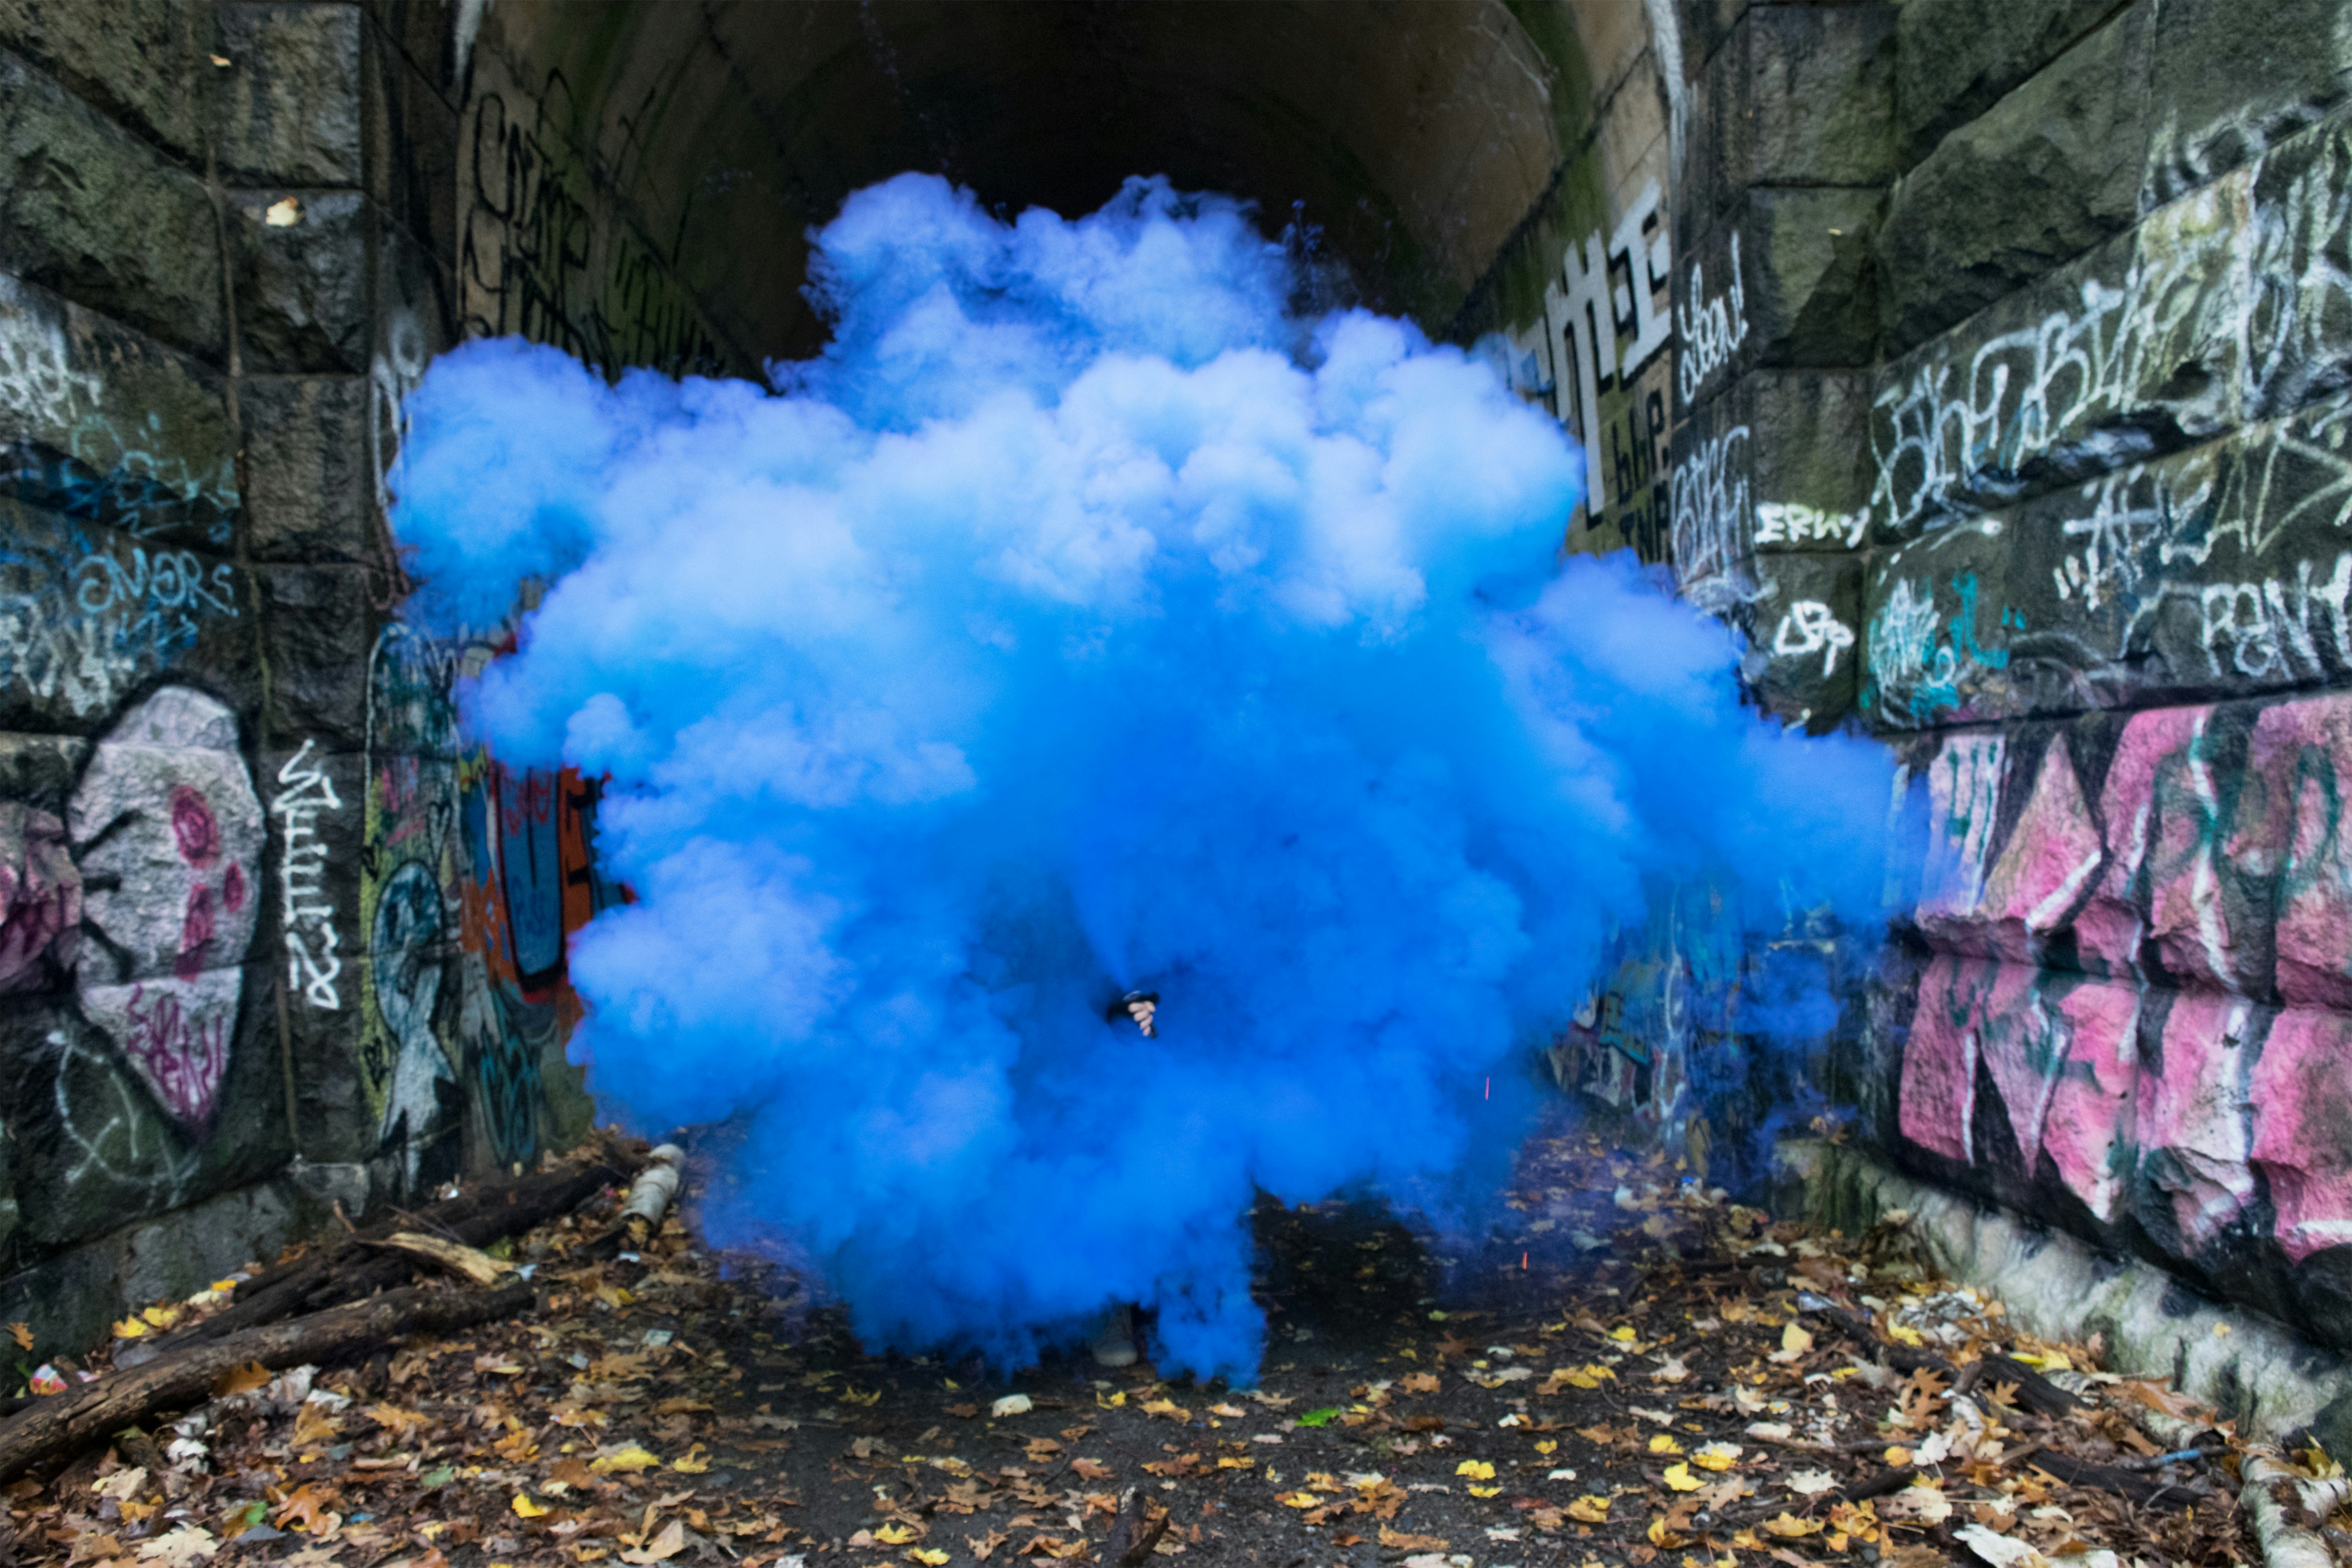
<box><xmin>6</xmin><ymin>1112</ymin><xmax>2329</xmax><ymax>1568</ymax></box>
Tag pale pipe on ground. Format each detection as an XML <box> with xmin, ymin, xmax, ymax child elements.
<box><xmin>620</xmin><ymin>1144</ymin><xmax>686</xmax><ymax>1233</ymax></box>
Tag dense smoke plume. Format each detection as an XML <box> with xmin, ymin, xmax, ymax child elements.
<box><xmin>390</xmin><ymin>174</ymin><xmax>1896</xmax><ymax>1378</ymax></box>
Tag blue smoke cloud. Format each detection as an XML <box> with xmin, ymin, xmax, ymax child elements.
<box><xmin>389</xmin><ymin>174</ymin><xmax>1896</xmax><ymax>1379</ymax></box>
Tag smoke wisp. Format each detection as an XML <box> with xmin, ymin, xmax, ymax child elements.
<box><xmin>390</xmin><ymin>174</ymin><xmax>1896</xmax><ymax>1379</ymax></box>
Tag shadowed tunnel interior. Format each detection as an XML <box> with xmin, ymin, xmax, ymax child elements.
<box><xmin>460</xmin><ymin>0</ymin><xmax>1652</xmax><ymax>374</ymax></box>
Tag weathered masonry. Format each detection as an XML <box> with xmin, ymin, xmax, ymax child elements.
<box><xmin>5</xmin><ymin>0</ymin><xmax>2352</xmax><ymax>1377</ymax></box>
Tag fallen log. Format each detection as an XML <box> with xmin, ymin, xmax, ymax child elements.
<box><xmin>1106</xmin><ymin>1486</ymin><xmax>1171</xmax><ymax>1566</ymax></box>
<box><xmin>142</xmin><ymin>1154</ymin><xmax>628</xmax><ymax>1354</ymax></box>
<box><xmin>1811</xmin><ymin>1305</ymin><xmax>2079</xmax><ymax>1418</ymax></box>
<box><xmin>0</xmin><ymin>1281</ymin><xmax>531</xmax><ymax>1487</ymax></box>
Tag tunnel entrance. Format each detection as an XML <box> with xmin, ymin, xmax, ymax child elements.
<box><xmin>457</xmin><ymin>2</ymin><xmax>1663</xmax><ymax>377</ymax></box>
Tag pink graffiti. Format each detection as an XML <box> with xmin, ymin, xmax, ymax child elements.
<box><xmin>2250</xmin><ymin>1007</ymin><xmax>2352</xmax><ymax>1262</ymax></box>
<box><xmin>0</xmin><ymin>803</ymin><xmax>81</xmax><ymax>994</ymax></box>
<box><xmin>121</xmin><ymin>980</ymin><xmax>230</xmax><ymax>1127</ymax></box>
<box><xmin>1972</xmin><ymin>740</ymin><xmax>2103</xmax><ymax>964</ymax></box>
<box><xmin>2038</xmin><ymin>980</ymin><xmax>2141</xmax><ymax>1222</ymax></box>
<box><xmin>170</xmin><ymin>783</ymin><xmax>220</xmax><ymax>868</ymax></box>
<box><xmin>176</xmin><ymin>884</ymin><xmax>216</xmax><ymax>981</ymax></box>
<box><xmin>2135</xmin><ymin>992</ymin><xmax>2256</xmax><ymax>1250</ymax></box>
<box><xmin>2244</xmin><ymin>696</ymin><xmax>2352</xmax><ymax>1007</ymax></box>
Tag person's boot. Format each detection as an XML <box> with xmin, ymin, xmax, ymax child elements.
<box><xmin>1090</xmin><ymin>1302</ymin><xmax>1139</xmax><ymax>1367</ymax></box>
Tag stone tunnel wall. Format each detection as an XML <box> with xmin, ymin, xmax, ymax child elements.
<box><xmin>1496</xmin><ymin>0</ymin><xmax>2352</xmax><ymax>1354</ymax></box>
<box><xmin>0</xmin><ymin>0</ymin><xmax>611</xmax><ymax>1363</ymax></box>
<box><xmin>8</xmin><ymin>0</ymin><xmax>2352</xmax><ymax>1368</ymax></box>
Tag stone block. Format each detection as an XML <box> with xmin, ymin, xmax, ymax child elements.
<box><xmin>359</xmin><ymin>0</ymin><xmax>463</xmax><ymax>100</ymax></box>
<box><xmin>1864</xmin><ymin>392</ymin><xmax>2352</xmax><ymax>730</ymax></box>
<box><xmin>1875</xmin><ymin>5</ymin><xmax>2154</xmax><ymax>355</ymax></box>
<box><xmin>256</xmin><ymin>563</ymin><xmax>382</xmax><ymax>752</ymax></box>
<box><xmin>2243</xmin><ymin>697</ymin><xmax>2352</xmax><ymax>1009</ymax></box>
<box><xmin>1723</xmin><ymin>187</ymin><xmax>1882</xmax><ymax>372</ymax></box>
<box><xmin>1894</xmin><ymin>0</ymin><xmax>2128</xmax><ymax>169</ymax></box>
<box><xmin>231</xmin><ymin>188</ymin><xmax>370</xmax><ymax>375</ymax></box>
<box><xmin>217</xmin><ymin>3</ymin><xmax>363</xmax><ymax>187</ymax></box>
<box><xmin>243</xmin><ymin>375</ymin><xmax>374</xmax><ymax>564</ymax></box>
<box><xmin>2144</xmin><ymin>0</ymin><xmax>2352</xmax><ymax>207</ymax></box>
<box><xmin>363</xmin><ymin>13</ymin><xmax>458</xmax><ymax>266</ymax></box>
<box><xmin>0</xmin><ymin>49</ymin><xmax>225</xmax><ymax>362</ymax></box>
<box><xmin>0</xmin><ymin>496</ymin><xmax>256</xmax><ymax>738</ymax></box>
<box><xmin>2241</xmin><ymin>105</ymin><xmax>2352</xmax><ymax>423</ymax></box>
<box><xmin>2131</xmin><ymin>988</ymin><xmax>2262</xmax><ymax>1267</ymax></box>
<box><xmin>2250</xmin><ymin>1006</ymin><xmax>2352</xmax><ymax>1266</ymax></box>
<box><xmin>0</xmin><ymin>0</ymin><xmax>218</xmax><ymax>168</ymax></box>
<box><xmin>0</xmin><ymin>951</ymin><xmax>293</xmax><ymax>1254</ymax></box>
<box><xmin>1718</xmin><ymin>3</ymin><xmax>1897</xmax><ymax>194</ymax></box>
<box><xmin>0</xmin><ymin>269</ymin><xmax>240</xmax><ymax>551</ymax></box>
<box><xmin>1744</xmin><ymin>551</ymin><xmax>1861</xmax><ymax>728</ymax></box>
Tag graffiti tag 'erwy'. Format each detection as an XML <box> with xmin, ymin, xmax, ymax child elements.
<box><xmin>274</xmin><ymin>740</ymin><xmax>344</xmax><ymax>1009</ymax></box>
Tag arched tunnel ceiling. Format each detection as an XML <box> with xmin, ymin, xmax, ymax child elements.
<box><xmin>462</xmin><ymin>0</ymin><xmax>1677</xmax><ymax>376</ymax></box>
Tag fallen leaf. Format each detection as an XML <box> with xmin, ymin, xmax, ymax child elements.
<box><xmin>872</xmin><ymin>1524</ymin><xmax>917</xmax><ymax>1544</ymax></box>
<box><xmin>511</xmin><ymin>1495</ymin><xmax>549</xmax><ymax>1519</ymax></box>
<box><xmin>1787</xmin><ymin>1469</ymin><xmax>1836</xmax><ymax>1497</ymax></box>
<box><xmin>1468</xmin><ymin>1485</ymin><xmax>1501</xmax><ymax>1498</ymax></box>
<box><xmin>590</xmin><ymin>1446</ymin><xmax>664</xmax><ymax>1474</ymax></box>
<box><xmin>1400</xmin><ymin>1373</ymin><xmax>1440</xmax><ymax>1394</ymax></box>
<box><xmin>275</xmin><ymin>1482</ymin><xmax>342</xmax><ymax>1535</ymax></box>
<box><xmin>1764</xmin><ymin>1511</ymin><xmax>1823</xmax><ymax>1538</ymax></box>
<box><xmin>1692</xmin><ymin>1441</ymin><xmax>1742</xmax><ymax>1471</ymax></box>
<box><xmin>1662</xmin><ymin>1462</ymin><xmax>1702</xmax><ymax>1492</ymax></box>
<box><xmin>6</xmin><ymin>1321</ymin><xmax>30</xmax><ymax>1351</ymax></box>
<box><xmin>137</xmin><ymin>1526</ymin><xmax>218</xmax><ymax>1566</ymax></box>
<box><xmin>618</xmin><ymin>1520</ymin><xmax>686</xmax><ymax>1564</ymax></box>
<box><xmin>1455</xmin><ymin>1460</ymin><xmax>1495</xmax><ymax>1480</ymax></box>
<box><xmin>1565</xmin><ymin>1495</ymin><xmax>1611</xmax><ymax>1522</ymax></box>
<box><xmin>113</xmin><ymin>1316</ymin><xmax>148</xmax><ymax>1339</ymax></box>
<box><xmin>671</xmin><ymin>1443</ymin><xmax>711</xmax><ymax>1474</ymax></box>
<box><xmin>1141</xmin><ymin>1398</ymin><xmax>1191</xmax><ymax>1421</ymax></box>
<box><xmin>989</xmin><ymin>1394</ymin><xmax>1032</xmax><ymax>1418</ymax></box>
<box><xmin>1071</xmin><ymin>1459</ymin><xmax>1113</xmax><ymax>1481</ymax></box>
<box><xmin>1377</xmin><ymin>1528</ymin><xmax>1448</xmax><ymax>1551</ymax></box>
<box><xmin>1647</xmin><ymin>1433</ymin><xmax>1683</xmax><ymax>1455</ymax></box>
<box><xmin>909</xmin><ymin>1552</ymin><xmax>950</xmax><ymax>1567</ymax></box>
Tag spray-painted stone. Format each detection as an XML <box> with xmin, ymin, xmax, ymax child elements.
<box><xmin>2250</xmin><ymin>1006</ymin><xmax>2352</xmax><ymax>1263</ymax></box>
<box><xmin>67</xmin><ymin>685</ymin><xmax>261</xmax><ymax>1130</ymax></box>
<box><xmin>0</xmin><ymin>801</ymin><xmax>79</xmax><ymax>993</ymax></box>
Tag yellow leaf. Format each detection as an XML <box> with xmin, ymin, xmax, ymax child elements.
<box><xmin>1535</xmin><ymin>1441</ymin><xmax>1557</xmax><ymax>1455</ymax></box>
<box><xmin>671</xmin><ymin>1444</ymin><xmax>710</xmax><ymax>1474</ymax></box>
<box><xmin>1141</xmin><ymin>1398</ymin><xmax>1189</xmax><ymax>1420</ymax></box>
<box><xmin>6</xmin><ymin>1321</ymin><xmax>30</xmax><ymax>1351</ymax></box>
<box><xmin>872</xmin><ymin>1524</ymin><xmax>916</xmax><ymax>1545</ymax></box>
<box><xmin>1692</xmin><ymin>1442</ymin><xmax>1741</xmax><ymax>1471</ymax></box>
<box><xmin>1663</xmin><ymin>1462</ymin><xmax>1702</xmax><ymax>1492</ymax></box>
<box><xmin>589</xmin><ymin>1446</ymin><xmax>662</xmax><ymax>1474</ymax></box>
<box><xmin>511</xmin><ymin>1495</ymin><xmax>549</xmax><ymax>1519</ymax></box>
<box><xmin>1764</xmin><ymin>1511</ymin><xmax>1823</xmax><ymax>1538</ymax></box>
<box><xmin>1468</xmin><ymin>1485</ymin><xmax>1501</xmax><ymax>1498</ymax></box>
<box><xmin>211</xmin><ymin>1361</ymin><xmax>271</xmax><ymax>1397</ymax></box>
<box><xmin>113</xmin><ymin>1316</ymin><xmax>148</xmax><ymax>1339</ymax></box>
<box><xmin>910</xmin><ymin>1552</ymin><xmax>950</xmax><ymax>1566</ymax></box>
<box><xmin>1095</xmin><ymin>1389</ymin><xmax>1126</xmax><ymax>1409</ymax></box>
<box><xmin>1566</xmin><ymin>1495</ymin><xmax>1611</xmax><ymax>1522</ymax></box>
<box><xmin>841</xmin><ymin>1385</ymin><xmax>882</xmax><ymax>1406</ymax></box>
<box><xmin>1610</xmin><ymin>1326</ymin><xmax>1636</xmax><ymax>1343</ymax></box>
<box><xmin>1782</xmin><ymin>1323</ymin><xmax>1812</xmax><ymax>1354</ymax></box>
<box><xmin>1648</xmin><ymin>1434</ymin><xmax>1683</xmax><ymax>1455</ymax></box>
<box><xmin>1882</xmin><ymin>1446</ymin><xmax>1913</xmax><ymax>1468</ymax></box>
<box><xmin>1455</xmin><ymin>1460</ymin><xmax>1495</xmax><ymax>1480</ymax></box>
<box><xmin>1886</xmin><ymin>1323</ymin><xmax>1924</xmax><ymax>1347</ymax></box>
<box><xmin>141</xmin><ymin>1305</ymin><xmax>182</xmax><ymax>1329</ymax></box>
<box><xmin>1276</xmin><ymin>1492</ymin><xmax>1319</xmax><ymax>1509</ymax></box>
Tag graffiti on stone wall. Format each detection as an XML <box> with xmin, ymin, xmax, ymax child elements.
<box><xmin>272</xmin><ymin>740</ymin><xmax>344</xmax><ymax>1010</ymax></box>
<box><xmin>459</xmin><ymin>73</ymin><xmax>723</xmax><ymax>377</ymax></box>
<box><xmin>360</xmin><ymin>624</ymin><xmax>615</xmax><ymax>1184</ymax></box>
<box><xmin>1889</xmin><ymin>694</ymin><xmax>2352</xmax><ymax>1295</ymax></box>
<box><xmin>0</xmin><ymin>515</ymin><xmax>239</xmax><ymax>721</ymax></box>
<box><xmin>1493</xmin><ymin>179</ymin><xmax>1675</xmax><ymax>563</ymax></box>
<box><xmin>0</xmin><ymin>275</ymin><xmax>240</xmax><ymax>546</ymax></box>
<box><xmin>1870</xmin><ymin>112</ymin><xmax>2352</xmax><ymax>546</ymax></box>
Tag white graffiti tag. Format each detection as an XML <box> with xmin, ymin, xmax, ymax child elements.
<box><xmin>1771</xmin><ymin>600</ymin><xmax>1856</xmax><ymax>676</ymax></box>
<box><xmin>273</xmin><ymin>740</ymin><xmax>345</xmax><ymax>1009</ymax></box>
